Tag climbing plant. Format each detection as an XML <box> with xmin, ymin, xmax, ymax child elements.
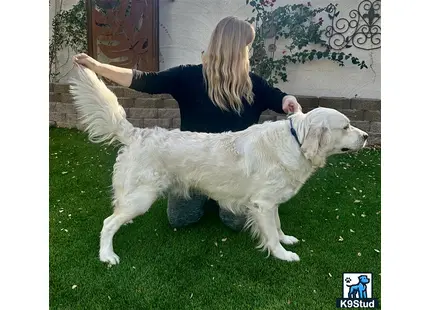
<box><xmin>246</xmin><ymin>0</ymin><xmax>368</xmax><ymax>85</ymax></box>
<box><xmin>48</xmin><ymin>0</ymin><xmax>369</xmax><ymax>85</ymax></box>
<box><xmin>49</xmin><ymin>0</ymin><xmax>87</xmax><ymax>81</ymax></box>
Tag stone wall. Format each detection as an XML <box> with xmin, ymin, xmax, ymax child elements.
<box><xmin>49</xmin><ymin>83</ymin><xmax>381</xmax><ymax>146</ymax></box>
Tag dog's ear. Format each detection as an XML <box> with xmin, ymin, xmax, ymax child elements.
<box><xmin>301</xmin><ymin>124</ymin><xmax>331</xmax><ymax>167</ymax></box>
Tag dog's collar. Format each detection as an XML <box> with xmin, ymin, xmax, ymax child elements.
<box><xmin>289</xmin><ymin>117</ymin><xmax>302</xmax><ymax>147</ymax></box>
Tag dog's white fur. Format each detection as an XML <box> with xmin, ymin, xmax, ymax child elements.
<box><xmin>69</xmin><ymin>66</ymin><xmax>368</xmax><ymax>265</ymax></box>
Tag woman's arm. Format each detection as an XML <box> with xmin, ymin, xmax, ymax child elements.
<box><xmin>73</xmin><ymin>53</ymin><xmax>133</xmax><ymax>87</ymax></box>
<box><xmin>129</xmin><ymin>66</ymin><xmax>183</xmax><ymax>95</ymax></box>
<box><xmin>252</xmin><ymin>73</ymin><xmax>300</xmax><ymax>114</ymax></box>
<box><xmin>97</xmin><ymin>64</ymin><xmax>133</xmax><ymax>87</ymax></box>
<box><xmin>73</xmin><ymin>53</ymin><xmax>183</xmax><ymax>95</ymax></box>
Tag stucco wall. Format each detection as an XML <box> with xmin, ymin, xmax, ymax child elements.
<box><xmin>49</xmin><ymin>0</ymin><xmax>380</xmax><ymax>99</ymax></box>
<box><xmin>159</xmin><ymin>0</ymin><xmax>380</xmax><ymax>99</ymax></box>
<box><xmin>49</xmin><ymin>0</ymin><xmax>81</xmax><ymax>82</ymax></box>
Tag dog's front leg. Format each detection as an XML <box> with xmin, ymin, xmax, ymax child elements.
<box><xmin>359</xmin><ymin>287</ymin><xmax>367</xmax><ymax>299</ymax></box>
<box><xmin>250</xmin><ymin>206</ymin><xmax>300</xmax><ymax>262</ymax></box>
<box><xmin>274</xmin><ymin>206</ymin><xmax>299</xmax><ymax>245</ymax></box>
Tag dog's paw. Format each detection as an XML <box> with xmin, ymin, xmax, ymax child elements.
<box><xmin>280</xmin><ymin>234</ymin><xmax>299</xmax><ymax>245</ymax></box>
<box><xmin>271</xmin><ymin>245</ymin><xmax>300</xmax><ymax>262</ymax></box>
<box><xmin>99</xmin><ymin>251</ymin><xmax>120</xmax><ymax>265</ymax></box>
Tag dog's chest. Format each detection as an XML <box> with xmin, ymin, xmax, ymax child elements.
<box><xmin>270</xmin><ymin>167</ymin><xmax>314</xmax><ymax>203</ymax></box>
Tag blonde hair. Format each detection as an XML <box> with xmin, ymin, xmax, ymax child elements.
<box><xmin>202</xmin><ymin>16</ymin><xmax>255</xmax><ymax>114</ymax></box>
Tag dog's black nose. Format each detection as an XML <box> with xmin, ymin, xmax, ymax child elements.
<box><xmin>363</xmin><ymin>133</ymin><xmax>368</xmax><ymax>140</ymax></box>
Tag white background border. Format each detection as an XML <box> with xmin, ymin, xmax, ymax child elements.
<box><xmin>381</xmin><ymin>0</ymin><xmax>430</xmax><ymax>308</ymax></box>
<box><xmin>0</xmin><ymin>0</ymin><xmax>49</xmax><ymax>308</ymax></box>
<box><xmin>0</xmin><ymin>1</ymin><xmax>429</xmax><ymax>309</ymax></box>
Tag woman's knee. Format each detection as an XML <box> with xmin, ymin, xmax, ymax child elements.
<box><xmin>219</xmin><ymin>208</ymin><xmax>246</xmax><ymax>232</ymax></box>
<box><xmin>167</xmin><ymin>193</ymin><xmax>207</xmax><ymax>228</ymax></box>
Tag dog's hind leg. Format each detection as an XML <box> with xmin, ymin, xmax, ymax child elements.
<box><xmin>247</xmin><ymin>206</ymin><xmax>300</xmax><ymax>262</ymax></box>
<box><xmin>99</xmin><ymin>186</ymin><xmax>158</xmax><ymax>265</ymax></box>
<box><xmin>348</xmin><ymin>287</ymin><xmax>356</xmax><ymax>298</ymax></box>
<box><xmin>274</xmin><ymin>207</ymin><xmax>299</xmax><ymax>245</ymax></box>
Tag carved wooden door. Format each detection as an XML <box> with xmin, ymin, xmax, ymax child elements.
<box><xmin>86</xmin><ymin>0</ymin><xmax>159</xmax><ymax>72</ymax></box>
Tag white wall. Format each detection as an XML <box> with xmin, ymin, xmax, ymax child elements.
<box><xmin>49</xmin><ymin>0</ymin><xmax>81</xmax><ymax>82</ymax></box>
<box><xmin>159</xmin><ymin>0</ymin><xmax>380</xmax><ymax>99</ymax></box>
<box><xmin>49</xmin><ymin>0</ymin><xmax>380</xmax><ymax>99</ymax></box>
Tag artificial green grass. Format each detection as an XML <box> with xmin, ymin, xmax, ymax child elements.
<box><xmin>49</xmin><ymin>127</ymin><xmax>381</xmax><ymax>310</ymax></box>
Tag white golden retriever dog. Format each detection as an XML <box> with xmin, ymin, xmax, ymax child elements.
<box><xmin>69</xmin><ymin>66</ymin><xmax>368</xmax><ymax>265</ymax></box>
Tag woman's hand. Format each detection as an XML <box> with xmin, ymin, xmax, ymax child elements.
<box><xmin>72</xmin><ymin>53</ymin><xmax>101</xmax><ymax>72</ymax></box>
<box><xmin>282</xmin><ymin>95</ymin><xmax>302</xmax><ymax>115</ymax></box>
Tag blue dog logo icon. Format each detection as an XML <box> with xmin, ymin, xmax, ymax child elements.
<box><xmin>346</xmin><ymin>275</ymin><xmax>370</xmax><ymax>299</ymax></box>
<box><xmin>336</xmin><ymin>272</ymin><xmax>379</xmax><ymax>308</ymax></box>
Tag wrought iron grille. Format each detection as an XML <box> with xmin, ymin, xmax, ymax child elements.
<box><xmin>325</xmin><ymin>0</ymin><xmax>381</xmax><ymax>50</ymax></box>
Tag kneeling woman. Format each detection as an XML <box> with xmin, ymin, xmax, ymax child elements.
<box><xmin>73</xmin><ymin>16</ymin><xmax>299</xmax><ymax>231</ymax></box>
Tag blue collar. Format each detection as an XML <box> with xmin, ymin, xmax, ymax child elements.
<box><xmin>289</xmin><ymin>117</ymin><xmax>301</xmax><ymax>146</ymax></box>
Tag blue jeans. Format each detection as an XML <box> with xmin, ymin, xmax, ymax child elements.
<box><xmin>167</xmin><ymin>192</ymin><xmax>246</xmax><ymax>231</ymax></box>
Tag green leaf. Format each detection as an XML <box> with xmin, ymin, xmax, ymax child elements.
<box><xmin>245</xmin><ymin>0</ymin><xmax>367</xmax><ymax>85</ymax></box>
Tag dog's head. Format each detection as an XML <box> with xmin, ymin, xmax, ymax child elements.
<box><xmin>358</xmin><ymin>275</ymin><xmax>370</xmax><ymax>284</ymax></box>
<box><xmin>299</xmin><ymin>107</ymin><xmax>368</xmax><ymax>167</ymax></box>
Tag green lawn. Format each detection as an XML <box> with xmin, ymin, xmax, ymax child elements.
<box><xmin>49</xmin><ymin>127</ymin><xmax>381</xmax><ymax>310</ymax></box>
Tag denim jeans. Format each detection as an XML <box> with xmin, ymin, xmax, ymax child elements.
<box><xmin>166</xmin><ymin>192</ymin><xmax>246</xmax><ymax>231</ymax></box>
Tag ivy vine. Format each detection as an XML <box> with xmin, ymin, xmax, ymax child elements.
<box><xmin>49</xmin><ymin>0</ymin><xmax>87</xmax><ymax>82</ymax></box>
<box><xmin>49</xmin><ymin>0</ymin><xmax>368</xmax><ymax>86</ymax></box>
<box><xmin>246</xmin><ymin>0</ymin><xmax>368</xmax><ymax>85</ymax></box>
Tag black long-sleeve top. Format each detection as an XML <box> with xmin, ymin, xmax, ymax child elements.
<box><xmin>130</xmin><ymin>64</ymin><xmax>288</xmax><ymax>133</ymax></box>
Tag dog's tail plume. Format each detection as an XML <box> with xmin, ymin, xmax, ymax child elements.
<box><xmin>69</xmin><ymin>65</ymin><xmax>135</xmax><ymax>146</ymax></box>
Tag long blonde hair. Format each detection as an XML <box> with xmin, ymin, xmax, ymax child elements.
<box><xmin>202</xmin><ymin>16</ymin><xmax>255</xmax><ymax>114</ymax></box>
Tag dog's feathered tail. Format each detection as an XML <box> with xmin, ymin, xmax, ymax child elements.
<box><xmin>69</xmin><ymin>65</ymin><xmax>135</xmax><ymax>146</ymax></box>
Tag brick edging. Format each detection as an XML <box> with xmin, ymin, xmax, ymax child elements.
<box><xmin>49</xmin><ymin>83</ymin><xmax>381</xmax><ymax>146</ymax></box>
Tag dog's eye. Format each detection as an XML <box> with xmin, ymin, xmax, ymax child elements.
<box><xmin>343</xmin><ymin>125</ymin><xmax>350</xmax><ymax>130</ymax></box>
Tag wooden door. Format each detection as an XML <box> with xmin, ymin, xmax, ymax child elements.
<box><xmin>86</xmin><ymin>0</ymin><xmax>159</xmax><ymax>72</ymax></box>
